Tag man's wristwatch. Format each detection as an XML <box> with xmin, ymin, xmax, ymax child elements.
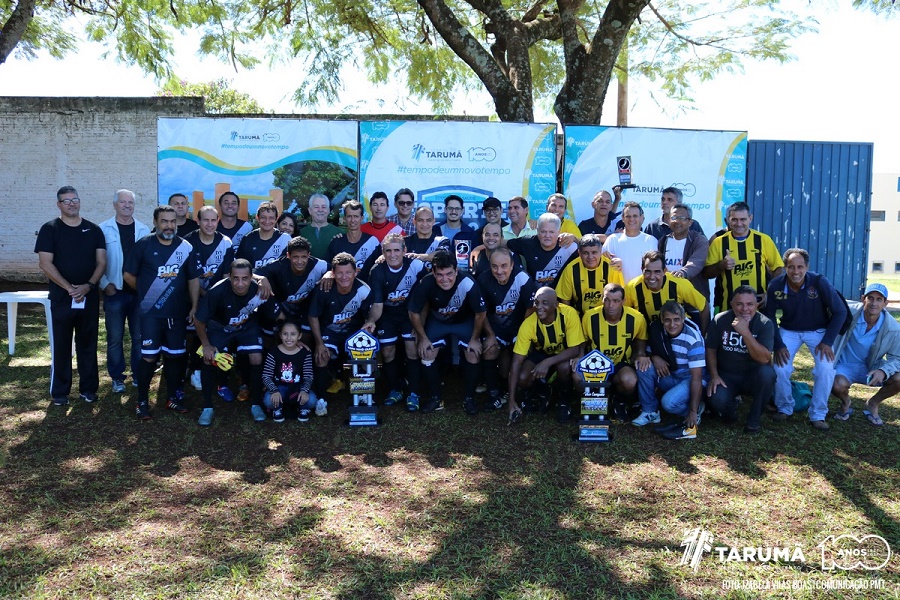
<box><xmin>87</xmin><ymin>281</ymin><xmax>97</xmax><ymax>291</ymax></box>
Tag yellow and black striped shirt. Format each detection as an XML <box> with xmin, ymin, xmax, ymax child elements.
<box><xmin>581</xmin><ymin>306</ymin><xmax>647</xmax><ymax>365</ymax></box>
<box><xmin>556</xmin><ymin>257</ymin><xmax>624</xmax><ymax>315</ymax></box>
<box><xmin>625</xmin><ymin>275</ymin><xmax>707</xmax><ymax>324</ymax></box>
<box><xmin>705</xmin><ymin>230</ymin><xmax>783</xmax><ymax>312</ymax></box>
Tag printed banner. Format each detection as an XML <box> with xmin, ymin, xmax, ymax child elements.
<box><xmin>157</xmin><ymin>118</ymin><xmax>358</xmax><ymax>219</ymax></box>
<box><xmin>359</xmin><ymin>121</ymin><xmax>557</xmax><ymax>227</ymax></box>
<box><xmin>563</xmin><ymin>126</ymin><xmax>747</xmax><ymax>235</ymax></box>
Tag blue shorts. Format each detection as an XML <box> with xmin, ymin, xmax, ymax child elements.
<box><xmin>835</xmin><ymin>359</ymin><xmax>878</xmax><ymax>386</ymax></box>
<box><xmin>376</xmin><ymin>312</ymin><xmax>414</xmax><ymax>345</ymax></box>
<box><xmin>140</xmin><ymin>316</ymin><xmax>187</xmax><ymax>356</ymax></box>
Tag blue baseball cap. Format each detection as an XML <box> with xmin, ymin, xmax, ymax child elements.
<box><xmin>864</xmin><ymin>283</ymin><xmax>889</xmax><ymax>299</ymax></box>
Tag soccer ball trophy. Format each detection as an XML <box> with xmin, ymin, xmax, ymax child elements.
<box><xmin>575</xmin><ymin>349</ymin><xmax>614</xmax><ymax>442</ymax></box>
<box><xmin>345</xmin><ymin>329</ymin><xmax>380</xmax><ymax>427</ymax></box>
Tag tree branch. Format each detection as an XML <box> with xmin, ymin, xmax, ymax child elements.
<box><xmin>0</xmin><ymin>0</ymin><xmax>37</xmax><ymax>65</ymax></box>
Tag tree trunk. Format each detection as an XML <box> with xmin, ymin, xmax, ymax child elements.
<box><xmin>0</xmin><ymin>0</ymin><xmax>37</xmax><ymax>66</ymax></box>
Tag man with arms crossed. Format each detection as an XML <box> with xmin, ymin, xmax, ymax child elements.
<box><xmin>35</xmin><ymin>185</ymin><xmax>107</xmax><ymax>406</ymax></box>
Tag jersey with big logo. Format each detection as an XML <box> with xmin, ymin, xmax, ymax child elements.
<box><xmin>183</xmin><ymin>230</ymin><xmax>234</xmax><ymax>292</ymax></box>
<box><xmin>125</xmin><ymin>235</ymin><xmax>199</xmax><ymax>318</ymax></box>
<box><xmin>556</xmin><ymin>256</ymin><xmax>624</xmax><ymax>314</ymax></box>
<box><xmin>477</xmin><ymin>269</ymin><xmax>537</xmax><ymax>339</ymax></box>
<box><xmin>235</xmin><ymin>229</ymin><xmax>290</xmax><ymax>271</ymax></box>
<box><xmin>327</xmin><ymin>233</ymin><xmax>381</xmax><ymax>282</ymax></box>
<box><xmin>217</xmin><ymin>219</ymin><xmax>253</xmax><ymax>251</ymax></box>
<box><xmin>408</xmin><ymin>273</ymin><xmax>486</xmax><ymax>325</ymax></box>
<box><xmin>256</xmin><ymin>255</ymin><xmax>328</xmax><ymax>320</ymax></box>
<box><xmin>405</xmin><ymin>233</ymin><xmax>450</xmax><ymax>270</ymax></box>
<box><xmin>513</xmin><ymin>304</ymin><xmax>585</xmax><ymax>356</ymax></box>
<box><xmin>581</xmin><ymin>306</ymin><xmax>648</xmax><ymax>365</ymax></box>
<box><xmin>309</xmin><ymin>279</ymin><xmax>373</xmax><ymax>335</ymax></box>
<box><xmin>705</xmin><ymin>230</ymin><xmax>783</xmax><ymax>312</ymax></box>
<box><xmin>196</xmin><ymin>278</ymin><xmax>268</xmax><ymax>333</ymax></box>
<box><xmin>369</xmin><ymin>257</ymin><xmax>428</xmax><ymax>318</ymax></box>
<box><xmin>506</xmin><ymin>236</ymin><xmax>577</xmax><ymax>287</ymax></box>
<box><xmin>625</xmin><ymin>274</ymin><xmax>708</xmax><ymax>325</ymax></box>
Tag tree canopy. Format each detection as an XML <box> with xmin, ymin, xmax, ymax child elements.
<box><xmin>156</xmin><ymin>77</ymin><xmax>269</xmax><ymax>113</ymax></box>
<box><xmin>2</xmin><ymin>0</ymin><xmax>814</xmax><ymax>124</ymax></box>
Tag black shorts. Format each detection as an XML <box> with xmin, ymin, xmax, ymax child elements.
<box><xmin>140</xmin><ymin>316</ymin><xmax>187</xmax><ymax>356</ymax></box>
<box><xmin>376</xmin><ymin>312</ymin><xmax>414</xmax><ymax>345</ymax></box>
<box><xmin>207</xmin><ymin>322</ymin><xmax>263</xmax><ymax>354</ymax></box>
<box><xmin>425</xmin><ymin>318</ymin><xmax>475</xmax><ymax>348</ymax></box>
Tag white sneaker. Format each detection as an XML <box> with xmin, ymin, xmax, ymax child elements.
<box><xmin>632</xmin><ymin>411</ymin><xmax>661</xmax><ymax>426</ymax></box>
<box><xmin>315</xmin><ymin>399</ymin><xmax>328</xmax><ymax>417</ymax></box>
<box><xmin>190</xmin><ymin>370</ymin><xmax>202</xmax><ymax>391</ymax></box>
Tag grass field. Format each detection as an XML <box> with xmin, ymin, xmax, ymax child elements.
<box><xmin>870</xmin><ymin>274</ymin><xmax>900</xmax><ymax>294</ymax></box>
<box><xmin>0</xmin><ymin>305</ymin><xmax>898</xmax><ymax>599</ymax></box>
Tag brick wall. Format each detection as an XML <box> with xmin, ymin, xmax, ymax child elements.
<box><xmin>0</xmin><ymin>97</ymin><xmax>205</xmax><ymax>281</ymax></box>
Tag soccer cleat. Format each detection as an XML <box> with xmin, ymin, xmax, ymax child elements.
<box><xmin>237</xmin><ymin>384</ymin><xmax>249</xmax><ymax>402</ymax></box>
<box><xmin>172</xmin><ymin>388</ymin><xmax>185</xmax><ymax>402</ymax></box>
<box><xmin>464</xmin><ymin>396</ymin><xmax>478</xmax><ymax>416</ymax></box>
<box><xmin>198</xmin><ymin>407</ymin><xmax>214</xmax><ymax>426</ymax></box>
<box><xmin>251</xmin><ymin>404</ymin><xmax>267</xmax><ymax>422</ymax></box>
<box><xmin>326</xmin><ymin>379</ymin><xmax>345</xmax><ymax>394</ymax></box>
<box><xmin>385</xmin><ymin>389</ymin><xmax>404</xmax><ymax>406</ymax></box>
<box><xmin>421</xmin><ymin>396</ymin><xmax>444</xmax><ymax>413</ymax></box>
<box><xmin>217</xmin><ymin>386</ymin><xmax>234</xmax><ymax>403</ymax></box>
<box><xmin>112</xmin><ymin>380</ymin><xmax>126</xmax><ymax>393</ymax></box>
<box><xmin>298</xmin><ymin>408</ymin><xmax>311</xmax><ymax>422</ymax></box>
<box><xmin>272</xmin><ymin>407</ymin><xmax>285</xmax><ymax>423</ymax></box>
<box><xmin>315</xmin><ymin>399</ymin><xmax>328</xmax><ymax>417</ymax></box>
<box><xmin>80</xmin><ymin>392</ymin><xmax>97</xmax><ymax>403</ymax></box>
<box><xmin>52</xmin><ymin>396</ymin><xmax>70</xmax><ymax>406</ymax></box>
<box><xmin>166</xmin><ymin>398</ymin><xmax>189</xmax><ymax>414</ymax></box>
<box><xmin>190</xmin><ymin>370</ymin><xmax>202</xmax><ymax>391</ymax></box>
<box><xmin>406</xmin><ymin>393</ymin><xmax>420</xmax><ymax>412</ymax></box>
<box><xmin>632</xmin><ymin>411</ymin><xmax>661</xmax><ymax>426</ymax></box>
<box><xmin>556</xmin><ymin>402</ymin><xmax>571</xmax><ymax>424</ymax></box>
<box><xmin>485</xmin><ymin>391</ymin><xmax>504</xmax><ymax>411</ymax></box>
<box><xmin>136</xmin><ymin>402</ymin><xmax>151</xmax><ymax>421</ymax></box>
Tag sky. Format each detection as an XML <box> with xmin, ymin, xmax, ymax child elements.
<box><xmin>0</xmin><ymin>1</ymin><xmax>897</xmax><ymax>173</ymax></box>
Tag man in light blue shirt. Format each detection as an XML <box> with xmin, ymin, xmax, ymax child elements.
<box><xmin>831</xmin><ymin>283</ymin><xmax>900</xmax><ymax>426</ymax></box>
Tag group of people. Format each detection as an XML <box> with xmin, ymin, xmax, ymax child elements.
<box><xmin>36</xmin><ymin>185</ymin><xmax>899</xmax><ymax>436</ymax></box>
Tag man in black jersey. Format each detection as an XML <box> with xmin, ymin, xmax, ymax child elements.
<box><xmin>183</xmin><ymin>205</ymin><xmax>235</xmax><ymax>389</ymax></box>
<box><xmin>478</xmin><ymin>247</ymin><xmax>537</xmax><ymax>411</ymax></box>
<box><xmin>365</xmin><ymin>233</ymin><xmax>428</xmax><ymax>410</ymax></box>
<box><xmin>469</xmin><ymin>223</ymin><xmax>522</xmax><ymax>278</ymax></box>
<box><xmin>236</xmin><ymin>201</ymin><xmax>290</xmax><ymax>272</ymax></box>
<box><xmin>577</xmin><ymin>188</ymin><xmax>623</xmax><ymax>242</ymax></box>
<box><xmin>405</xmin><ymin>206</ymin><xmax>450</xmax><ymax>269</ymax></box>
<box><xmin>124</xmin><ymin>206</ymin><xmax>200</xmax><ymax>420</ymax></box>
<box><xmin>100</xmin><ymin>189</ymin><xmax>151</xmax><ymax>393</ymax></box>
<box><xmin>194</xmin><ymin>259</ymin><xmax>270</xmax><ymax>425</ymax></box>
<box><xmin>35</xmin><ymin>185</ymin><xmax>107</xmax><ymax>406</ymax></box>
<box><xmin>169</xmin><ymin>193</ymin><xmax>200</xmax><ymax>238</ymax></box>
<box><xmin>408</xmin><ymin>250</ymin><xmax>486</xmax><ymax>415</ymax></box>
<box><xmin>216</xmin><ymin>191</ymin><xmax>253</xmax><ymax>251</ymax></box>
<box><xmin>309</xmin><ymin>252</ymin><xmax>376</xmax><ymax>413</ymax></box>
<box><xmin>256</xmin><ymin>235</ymin><xmax>328</xmax><ymax>341</ymax></box>
<box><xmin>326</xmin><ymin>201</ymin><xmax>380</xmax><ymax>282</ymax></box>
<box><xmin>506</xmin><ymin>213</ymin><xmax>578</xmax><ymax>287</ymax></box>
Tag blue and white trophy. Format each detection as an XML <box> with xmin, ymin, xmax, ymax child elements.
<box><xmin>575</xmin><ymin>349</ymin><xmax>614</xmax><ymax>442</ymax></box>
<box><xmin>345</xmin><ymin>329</ymin><xmax>380</xmax><ymax>427</ymax></box>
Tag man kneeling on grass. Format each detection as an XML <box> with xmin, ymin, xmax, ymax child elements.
<box><xmin>635</xmin><ymin>300</ymin><xmax>706</xmax><ymax>439</ymax></box>
<box><xmin>507</xmin><ymin>287</ymin><xmax>585</xmax><ymax>424</ymax></box>
<box><xmin>831</xmin><ymin>283</ymin><xmax>900</xmax><ymax>427</ymax></box>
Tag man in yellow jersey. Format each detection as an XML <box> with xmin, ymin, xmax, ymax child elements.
<box><xmin>557</xmin><ymin>234</ymin><xmax>624</xmax><ymax>315</ymax></box>
<box><xmin>508</xmin><ymin>287</ymin><xmax>586</xmax><ymax>424</ymax></box>
<box><xmin>702</xmin><ymin>201</ymin><xmax>784</xmax><ymax>312</ymax></box>
<box><xmin>579</xmin><ymin>283</ymin><xmax>648</xmax><ymax>420</ymax></box>
<box><xmin>626</xmin><ymin>251</ymin><xmax>709</xmax><ymax>333</ymax></box>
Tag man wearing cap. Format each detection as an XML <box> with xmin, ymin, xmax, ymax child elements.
<box><xmin>474</xmin><ymin>197</ymin><xmax>508</xmax><ymax>246</ymax></box>
<box><xmin>831</xmin><ymin>282</ymin><xmax>900</xmax><ymax>427</ymax></box>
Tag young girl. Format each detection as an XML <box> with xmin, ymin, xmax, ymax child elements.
<box><xmin>262</xmin><ymin>321</ymin><xmax>316</xmax><ymax>422</ymax></box>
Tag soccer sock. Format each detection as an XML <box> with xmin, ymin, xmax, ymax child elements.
<box><xmin>422</xmin><ymin>361</ymin><xmax>440</xmax><ymax>398</ymax></box>
<box><xmin>314</xmin><ymin>365</ymin><xmax>331</xmax><ymax>399</ymax></box>
<box><xmin>463</xmin><ymin>359</ymin><xmax>479</xmax><ymax>399</ymax></box>
<box><xmin>383</xmin><ymin>357</ymin><xmax>401</xmax><ymax>391</ymax></box>
<box><xmin>406</xmin><ymin>358</ymin><xmax>421</xmax><ymax>396</ymax></box>
<box><xmin>201</xmin><ymin>363</ymin><xmax>217</xmax><ymax>408</ymax></box>
<box><xmin>136</xmin><ymin>359</ymin><xmax>156</xmax><ymax>404</ymax></box>
<box><xmin>164</xmin><ymin>354</ymin><xmax>185</xmax><ymax>400</ymax></box>
<box><xmin>248</xmin><ymin>363</ymin><xmax>264</xmax><ymax>406</ymax></box>
<box><xmin>482</xmin><ymin>358</ymin><xmax>499</xmax><ymax>393</ymax></box>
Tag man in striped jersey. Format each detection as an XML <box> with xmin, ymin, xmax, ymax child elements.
<box><xmin>626</xmin><ymin>251</ymin><xmax>709</xmax><ymax>333</ymax></box>
<box><xmin>557</xmin><ymin>234</ymin><xmax>624</xmax><ymax>315</ymax></box>
<box><xmin>634</xmin><ymin>301</ymin><xmax>706</xmax><ymax>439</ymax></box>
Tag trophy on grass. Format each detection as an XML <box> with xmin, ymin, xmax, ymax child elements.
<box><xmin>575</xmin><ymin>349</ymin><xmax>614</xmax><ymax>442</ymax></box>
<box><xmin>345</xmin><ymin>329</ymin><xmax>380</xmax><ymax>427</ymax></box>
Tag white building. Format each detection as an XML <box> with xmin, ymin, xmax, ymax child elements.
<box><xmin>868</xmin><ymin>173</ymin><xmax>900</xmax><ymax>276</ymax></box>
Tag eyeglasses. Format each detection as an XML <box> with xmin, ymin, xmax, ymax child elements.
<box><xmin>446</xmin><ymin>206</ymin><xmax>462</xmax><ymax>212</ymax></box>
<box><xmin>670</xmin><ymin>216</ymin><xmax>689</xmax><ymax>221</ymax></box>
<box><xmin>58</xmin><ymin>198</ymin><xmax>80</xmax><ymax>205</ymax></box>
<box><xmin>396</xmin><ymin>200</ymin><xmax>414</xmax><ymax>206</ymax></box>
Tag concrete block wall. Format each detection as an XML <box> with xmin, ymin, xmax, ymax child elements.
<box><xmin>0</xmin><ymin>97</ymin><xmax>204</xmax><ymax>281</ymax></box>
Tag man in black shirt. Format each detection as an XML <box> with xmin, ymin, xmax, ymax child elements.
<box><xmin>235</xmin><ymin>201</ymin><xmax>290</xmax><ymax>272</ymax></box>
<box><xmin>405</xmin><ymin>206</ymin><xmax>450</xmax><ymax>270</ymax></box>
<box><xmin>408</xmin><ymin>250</ymin><xmax>486</xmax><ymax>414</ymax></box>
<box><xmin>169</xmin><ymin>193</ymin><xmax>200</xmax><ymax>238</ymax></box>
<box><xmin>35</xmin><ymin>185</ymin><xmax>107</xmax><ymax>406</ymax></box>
<box><xmin>578</xmin><ymin>187</ymin><xmax>623</xmax><ymax>242</ymax></box>
<box><xmin>506</xmin><ymin>213</ymin><xmax>578</xmax><ymax>287</ymax></box>
<box><xmin>195</xmin><ymin>259</ymin><xmax>270</xmax><ymax>425</ymax></box>
<box><xmin>309</xmin><ymin>252</ymin><xmax>376</xmax><ymax>414</ymax></box>
<box><xmin>477</xmin><ymin>247</ymin><xmax>537</xmax><ymax>410</ymax></box>
<box><xmin>124</xmin><ymin>206</ymin><xmax>200</xmax><ymax>420</ymax></box>
<box><xmin>327</xmin><ymin>201</ymin><xmax>380</xmax><ymax>282</ymax></box>
<box><xmin>216</xmin><ymin>191</ymin><xmax>253</xmax><ymax>251</ymax></box>
<box><xmin>366</xmin><ymin>233</ymin><xmax>428</xmax><ymax>409</ymax></box>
